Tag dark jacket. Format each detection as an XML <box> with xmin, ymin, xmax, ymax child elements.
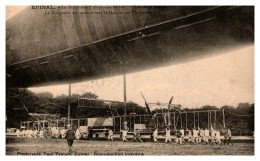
<box><xmin>65</xmin><ymin>129</ymin><xmax>75</xmax><ymax>140</ymax></box>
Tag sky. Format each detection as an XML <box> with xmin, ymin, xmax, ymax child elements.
<box><xmin>28</xmin><ymin>45</ymin><xmax>254</xmax><ymax>109</ymax></box>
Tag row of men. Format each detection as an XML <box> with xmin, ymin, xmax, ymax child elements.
<box><xmin>119</xmin><ymin>127</ymin><xmax>233</xmax><ymax>145</ymax></box>
<box><xmin>16</xmin><ymin>127</ymin><xmax>233</xmax><ymax>145</ymax></box>
<box><xmin>16</xmin><ymin>127</ymin><xmax>91</xmax><ymax>140</ymax></box>
<box><xmin>16</xmin><ymin>128</ymin><xmax>67</xmax><ymax>139</ymax></box>
<box><xmin>152</xmin><ymin>127</ymin><xmax>233</xmax><ymax>145</ymax></box>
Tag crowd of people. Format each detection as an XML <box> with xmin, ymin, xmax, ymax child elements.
<box><xmin>15</xmin><ymin>127</ymin><xmax>67</xmax><ymax>139</ymax></box>
<box><xmin>15</xmin><ymin>126</ymin><xmax>233</xmax><ymax>146</ymax></box>
<box><xmin>120</xmin><ymin>127</ymin><xmax>233</xmax><ymax>146</ymax></box>
<box><xmin>157</xmin><ymin>127</ymin><xmax>233</xmax><ymax>145</ymax></box>
<box><xmin>14</xmin><ymin>125</ymin><xmax>234</xmax><ymax>154</ymax></box>
<box><xmin>14</xmin><ymin>124</ymin><xmax>233</xmax><ymax>153</ymax></box>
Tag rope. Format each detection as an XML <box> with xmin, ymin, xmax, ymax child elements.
<box><xmin>225</xmin><ymin>110</ymin><xmax>254</xmax><ymax>117</ymax></box>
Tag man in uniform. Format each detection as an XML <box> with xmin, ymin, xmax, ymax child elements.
<box><xmin>39</xmin><ymin>129</ymin><xmax>44</xmax><ymax>139</ymax></box>
<box><xmin>210</xmin><ymin>128</ymin><xmax>216</xmax><ymax>144</ymax></box>
<box><xmin>75</xmin><ymin>127</ymin><xmax>81</xmax><ymax>140</ymax></box>
<box><xmin>215</xmin><ymin>130</ymin><xmax>221</xmax><ymax>144</ymax></box>
<box><xmin>180</xmin><ymin>128</ymin><xmax>185</xmax><ymax>143</ymax></box>
<box><xmin>186</xmin><ymin>129</ymin><xmax>192</xmax><ymax>143</ymax></box>
<box><xmin>152</xmin><ymin>128</ymin><xmax>158</xmax><ymax>143</ymax></box>
<box><xmin>136</xmin><ymin>129</ymin><xmax>143</xmax><ymax>142</ymax></box>
<box><xmin>108</xmin><ymin>128</ymin><xmax>113</xmax><ymax>141</ymax></box>
<box><xmin>16</xmin><ymin>129</ymin><xmax>21</xmax><ymax>138</ymax></box>
<box><xmin>224</xmin><ymin>128</ymin><xmax>233</xmax><ymax>145</ymax></box>
<box><xmin>65</xmin><ymin>124</ymin><xmax>75</xmax><ymax>153</ymax></box>
<box><xmin>122</xmin><ymin>128</ymin><xmax>128</xmax><ymax>142</ymax></box>
<box><xmin>204</xmin><ymin>128</ymin><xmax>209</xmax><ymax>144</ymax></box>
<box><xmin>176</xmin><ymin>130</ymin><xmax>182</xmax><ymax>144</ymax></box>
<box><xmin>132</xmin><ymin>129</ymin><xmax>143</xmax><ymax>142</ymax></box>
<box><xmin>165</xmin><ymin>127</ymin><xmax>172</xmax><ymax>143</ymax></box>
<box><xmin>43</xmin><ymin>128</ymin><xmax>48</xmax><ymax>138</ymax></box>
<box><xmin>199</xmin><ymin>128</ymin><xmax>205</xmax><ymax>143</ymax></box>
<box><xmin>61</xmin><ymin>128</ymin><xmax>66</xmax><ymax>139</ymax></box>
<box><xmin>227</xmin><ymin>128</ymin><xmax>233</xmax><ymax>145</ymax></box>
<box><xmin>25</xmin><ymin>129</ymin><xmax>30</xmax><ymax>138</ymax></box>
<box><xmin>33</xmin><ymin>129</ymin><xmax>38</xmax><ymax>138</ymax></box>
<box><xmin>27</xmin><ymin>129</ymin><xmax>32</xmax><ymax>138</ymax></box>
<box><xmin>22</xmin><ymin>129</ymin><xmax>26</xmax><ymax>138</ymax></box>
<box><xmin>52</xmin><ymin>127</ymin><xmax>59</xmax><ymax>139</ymax></box>
<box><xmin>193</xmin><ymin>128</ymin><xmax>199</xmax><ymax>143</ymax></box>
<box><xmin>56</xmin><ymin>128</ymin><xmax>60</xmax><ymax>138</ymax></box>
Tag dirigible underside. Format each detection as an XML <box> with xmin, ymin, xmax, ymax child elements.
<box><xmin>6</xmin><ymin>6</ymin><xmax>254</xmax><ymax>88</ymax></box>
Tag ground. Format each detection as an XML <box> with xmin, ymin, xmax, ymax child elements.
<box><xmin>6</xmin><ymin>136</ymin><xmax>254</xmax><ymax>156</ymax></box>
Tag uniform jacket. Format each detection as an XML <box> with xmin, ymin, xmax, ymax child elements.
<box><xmin>65</xmin><ymin>129</ymin><xmax>75</xmax><ymax>140</ymax></box>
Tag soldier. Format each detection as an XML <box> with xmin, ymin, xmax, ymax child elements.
<box><xmin>123</xmin><ymin>121</ymin><xmax>128</xmax><ymax>131</ymax></box>
<box><xmin>152</xmin><ymin>128</ymin><xmax>158</xmax><ymax>143</ymax></box>
<box><xmin>215</xmin><ymin>130</ymin><xmax>221</xmax><ymax>144</ymax></box>
<box><xmin>55</xmin><ymin>128</ymin><xmax>60</xmax><ymax>138</ymax></box>
<box><xmin>227</xmin><ymin>128</ymin><xmax>233</xmax><ymax>145</ymax></box>
<box><xmin>16</xmin><ymin>129</ymin><xmax>21</xmax><ymax>138</ymax></box>
<box><xmin>29</xmin><ymin>129</ymin><xmax>34</xmax><ymax>138</ymax></box>
<box><xmin>193</xmin><ymin>128</ymin><xmax>199</xmax><ymax>143</ymax></box>
<box><xmin>210</xmin><ymin>128</ymin><xmax>216</xmax><ymax>144</ymax></box>
<box><xmin>199</xmin><ymin>128</ymin><xmax>205</xmax><ymax>143</ymax></box>
<box><xmin>186</xmin><ymin>129</ymin><xmax>192</xmax><ymax>143</ymax></box>
<box><xmin>122</xmin><ymin>128</ymin><xmax>128</xmax><ymax>142</ymax></box>
<box><xmin>61</xmin><ymin>128</ymin><xmax>66</xmax><ymax>139</ymax></box>
<box><xmin>75</xmin><ymin>127</ymin><xmax>81</xmax><ymax>140</ymax></box>
<box><xmin>26</xmin><ymin>129</ymin><xmax>30</xmax><ymax>138</ymax></box>
<box><xmin>52</xmin><ymin>127</ymin><xmax>58</xmax><ymax>138</ymax></box>
<box><xmin>108</xmin><ymin>128</ymin><xmax>113</xmax><ymax>141</ymax></box>
<box><xmin>180</xmin><ymin>128</ymin><xmax>185</xmax><ymax>143</ymax></box>
<box><xmin>22</xmin><ymin>129</ymin><xmax>26</xmax><ymax>138</ymax></box>
<box><xmin>224</xmin><ymin>128</ymin><xmax>233</xmax><ymax>145</ymax></box>
<box><xmin>165</xmin><ymin>127</ymin><xmax>172</xmax><ymax>143</ymax></box>
<box><xmin>39</xmin><ymin>129</ymin><xmax>44</xmax><ymax>139</ymax></box>
<box><xmin>176</xmin><ymin>130</ymin><xmax>182</xmax><ymax>144</ymax></box>
<box><xmin>47</xmin><ymin>128</ymin><xmax>52</xmax><ymax>139</ymax></box>
<box><xmin>204</xmin><ymin>128</ymin><xmax>209</xmax><ymax>144</ymax></box>
<box><xmin>65</xmin><ymin>124</ymin><xmax>75</xmax><ymax>153</ymax></box>
<box><xmin>33</xmin><ymin>129</ymin><xmax>38</xmax><ymax>138</ymax></box>
<box><xmin>132</xmin><ymin>129</ymin><xmax>143</xmax><ymax>142</ymax></box>
<box><xmin>25</xmin><ymin>129</ymin><xmax>30</xmax><ymax>138</ymax></box>
<box><xmin>43</xmin><ymin>128</ymin><xmax>48</xmax><ymax>138</ymax></box>
<box><xmin>136</xmin><ymin>129</ymin><xmax>143</xmax><ymax>142</ymax></box>
<box><xmin>132</xmin><ymin>129</ymin><xmax>138</xmax><ymax>142</ymax></box>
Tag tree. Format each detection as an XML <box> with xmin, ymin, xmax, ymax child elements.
<box><xmin>37</xmin><ymin>92</ymin><xmax>53</xmax><ymax>99</ymax></box>
<box><xmin>201</xmin><ymin>105</ymin><xmax>218</xmax><ymax>110</ymax></box>
<box><xmin>80</xmin><ymin>92</ymin><xmax>98</xmax><ymax>99</ymax></box>
<box><xmin>6</xmin><ymin>88</ymin><xmax>38</xmax><ymax>128</ymax></box>
<box><xmin>221</xmin><ymin>103</ymin><xmax>254</xmax><ymax>136</ymax></box>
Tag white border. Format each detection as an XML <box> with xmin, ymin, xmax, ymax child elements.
<box><xmin>1</xmin><ymin>1</ymin><xmax>259</xmax><ymax>161</ymax></box>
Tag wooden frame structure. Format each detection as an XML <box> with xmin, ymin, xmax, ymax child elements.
<box><xmin>21</xmin><ymin>109</ymin><xmax>225</xmax><ymax>133</ymax></box>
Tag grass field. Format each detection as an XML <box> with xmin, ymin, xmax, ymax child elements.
<box><xmin>6</xmin><ymin>136</ymin><xmax>254</xmax><ymax>156</ymax></box>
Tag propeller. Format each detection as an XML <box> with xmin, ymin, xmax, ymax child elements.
<box><xmin>168</xmin><ymin>96</ymin><xmax>174</xmax><ymax>110</ymax></box>
<box><xmin>166</xmin><ymin>96</ymin><xmax>174</xmax><ymax>126</ymax></box>
<box><xmin>140</xmin><ymin>92</ymin><xmax>152</xmax><ymax>116</ymax></box>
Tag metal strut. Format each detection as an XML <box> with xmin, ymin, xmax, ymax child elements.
<box><xmin>68</xmin><ymin>83</ymin><xmax>71</xmax><ymax>124</ymax></box>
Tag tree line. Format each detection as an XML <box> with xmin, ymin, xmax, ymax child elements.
<box><xmin>6</xmin><ymin>88</ymin><xmax>254</xmax><ymax>136</ymax></box>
